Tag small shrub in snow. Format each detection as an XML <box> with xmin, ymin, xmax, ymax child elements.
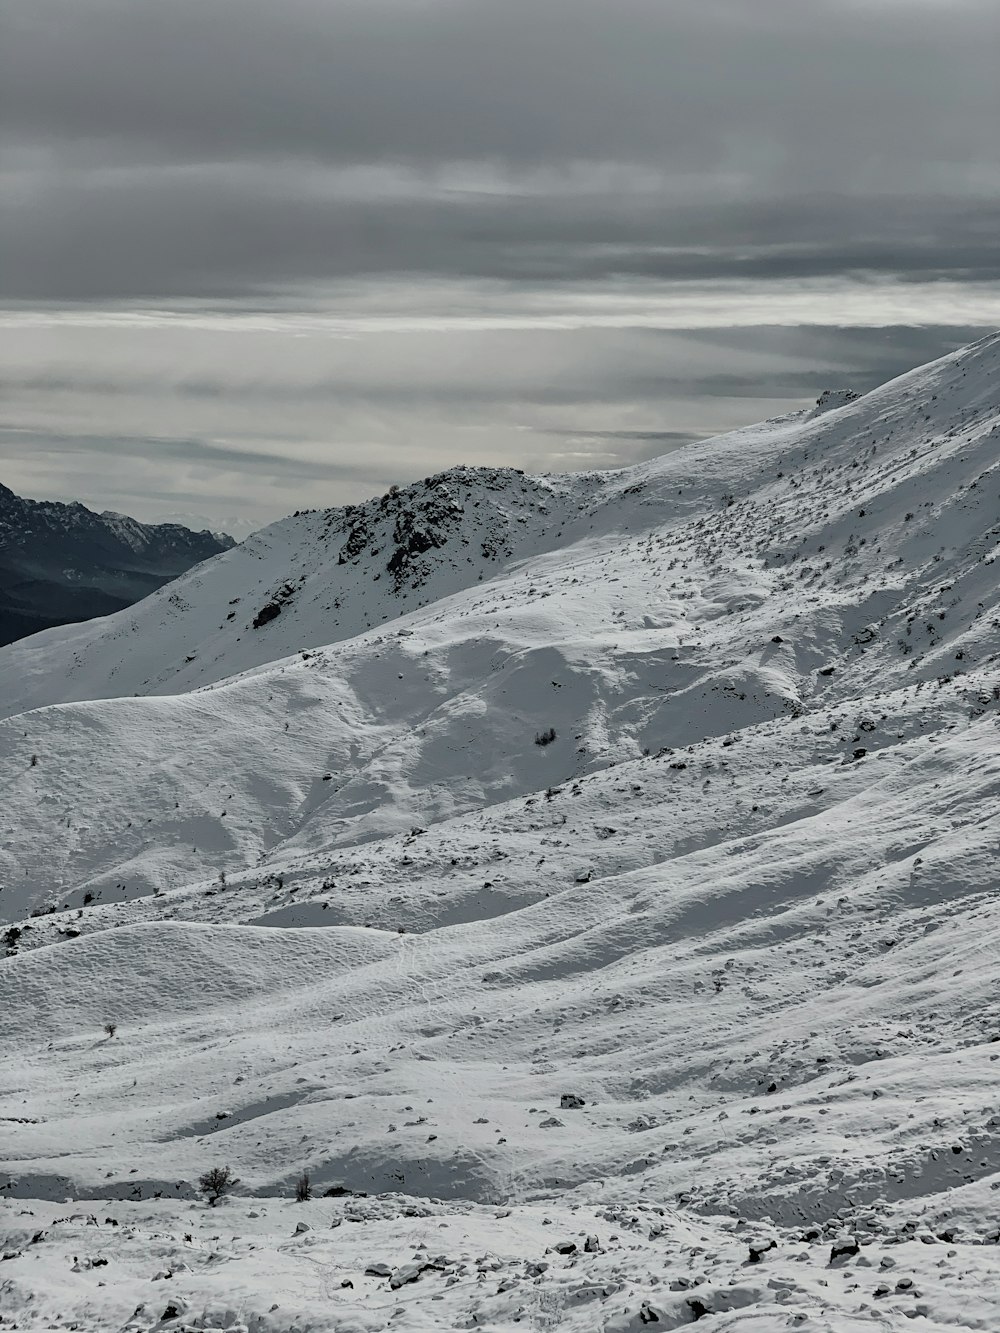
<box><xmin>534</xmin><ymin>727</ymin><xmax>557</xmax><ymax>747</ymax></box>
<box><xmin>103</xmin><ymin>1022</ymin><xmax>117</xmax><ymax>1039</ymax></box>
<box><xmin>295</xmin><ymin>1171</ymin><xmax>312</xmax><ymax>1202</ymax></box>
<box><xmin>198</xmin><ymin>1165</ymin><xmax>240</xmax><ymax>1205</ymax></box>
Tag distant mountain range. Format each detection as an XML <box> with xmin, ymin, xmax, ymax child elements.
<box><xmin>0</xmin><ymin>482</ymin><xmax>235</xmax><ymax>645</ymax></box>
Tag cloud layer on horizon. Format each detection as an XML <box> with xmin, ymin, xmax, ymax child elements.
<box><xmin>1</xmin><ymin>318</ymin><xmax>990</xmax><ymax>530</ymax></box>
<box><xmin>1</xmin><ymin>0</ymin><xmax>998</xmax><ymax>527</ymax></box>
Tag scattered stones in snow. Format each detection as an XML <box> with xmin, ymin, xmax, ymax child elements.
<box><xmin>389</xmin><ymin>1260</ymin><xmax>438</xmax><ymax>1288</ymax></box>
<box><xmin>626</xmin><ymin>1114</ymin><xmax>660</xmax><ymax>1132</ymax></box>
<box><xmin>813</xmin><ymin>387</ymin><xmax>861</xmax><ymax>413</ymax></box>
<box><xmin>747</xmin><ymin>1237</ymin><xmax>777</xmax><ymax>1263</ymax></box>
<box><xmin>830</xmin><ymin>1233</ymin><xmax>861</xmax><ymax>1262</ymax></box>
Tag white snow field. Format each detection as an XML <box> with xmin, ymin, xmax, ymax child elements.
<box><xmin>3</xmin><ymin>333</ymin><xmax>1000</xmax><ymax>1330</ymax></box>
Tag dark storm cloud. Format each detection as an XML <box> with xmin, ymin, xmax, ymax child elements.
<box><xmin>3</xmin><ymin>0</ymin><xmax>999</xmax><ymax>300</ymax></box>
<box><xmin>5</xmin><ymin>173</ymin><xmax>1000</xmax><ymax>302</ymax></box>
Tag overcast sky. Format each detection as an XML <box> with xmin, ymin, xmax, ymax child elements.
<box><xmin>2</xmin><ymin>0</ymin><xmax>999</xmax><ymax>532</ymax></box>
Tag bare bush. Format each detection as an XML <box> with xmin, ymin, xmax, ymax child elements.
<box><xmin>198</xmin><ymin>1165</ymin><xmax>240</xmax><ymax>1205</ymax></box>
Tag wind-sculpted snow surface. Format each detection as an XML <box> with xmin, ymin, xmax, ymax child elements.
<box><xmin>3</xmin><ymin>336</ymin><xmax>1000</xmax><ymax>1330</ymax></box>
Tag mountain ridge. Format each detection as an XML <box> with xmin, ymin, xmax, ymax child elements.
<box><xmin>0</xmin><ymin>480</ymin><xmax>235</xmax><ymax>646</ymax></box>
<box><xmin>3</xmin><ymin>334</ymin><xmax>1000</xmax><ymax>1331</ymax></box>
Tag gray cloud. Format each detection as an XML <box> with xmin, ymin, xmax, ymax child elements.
<box><xmin>6</xmin><ymin>169</ymin><xmax>1000</xmax><ymax>301</ymax></box>
<box><xmin>5</xmin><ymin>0</ymin><xmax>998</xmax><ymax>171</ymax></box>
<box><xmin>2</xmin><ymin>1</ymin><xmax>998</xmax><ymax>526</ymax></box>
<box><xmin>3</xmin><ymin>0</ymin><xmax>1000</xmax><ymax>300</ymax></box>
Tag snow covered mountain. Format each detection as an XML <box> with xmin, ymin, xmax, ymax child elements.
<box><xmin>0</xmin><ymin>482</ymin><xmax>235</xmax><ymax>646</ymax></box>
<box><xmin>3</xmin><ymin>334</ymin><xmax>1000</xmax><ymax>1332</ymax></box>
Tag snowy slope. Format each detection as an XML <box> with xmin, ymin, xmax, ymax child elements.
<box><xmin>5</xmin><ymin>334</ymin><xmax>1000</xmax><ymax>912</ymax></box>
<box><xmin>3</xmin><ymin>334</ymin><xmax>1000</xmax><ymax>1332</ymax></box>
<box><xmin>0</xmin><ymin>466</ymin><xmax>611</xmax><ymax>716</ymax></box>
<box><xmin>4</xmin><ymin>328</ymin><xmax>1000</xmax><ymax>719</ymax></box>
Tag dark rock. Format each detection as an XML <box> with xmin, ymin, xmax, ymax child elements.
<box><xmin>830</xmin><ymin>1234</ymin><xmax>861</xmax><ymax>1263</ymax></box>
<box><xmin>748</xmin><ymin>1237</ymin><xmax>776</xmax><ymax>1263</ymax></box>
<box><xmin>252</xmin><ymin>601</ymin><xmax>282</xmax><ymax>629</ymax></box>
<box><xmin>390</xmin><ymin>1261</ymin><xmax>432</xmax><ymax>1288</ymax></box>
<box><xmin>338</xmin><ymin>517</ymin><xmax>372</xmax><ymax>564</ymax></box>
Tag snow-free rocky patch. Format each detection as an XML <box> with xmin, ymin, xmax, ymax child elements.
<box><xmin>3</xmin><ymin>334</ymin><xmax>1000</xmax><ymax>1329</ymax></box>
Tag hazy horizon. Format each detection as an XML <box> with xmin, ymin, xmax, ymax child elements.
<box><xmin>3</xmin><ymin>0</ymin><xmax>999</xmax><ymax>528</ymax></box>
